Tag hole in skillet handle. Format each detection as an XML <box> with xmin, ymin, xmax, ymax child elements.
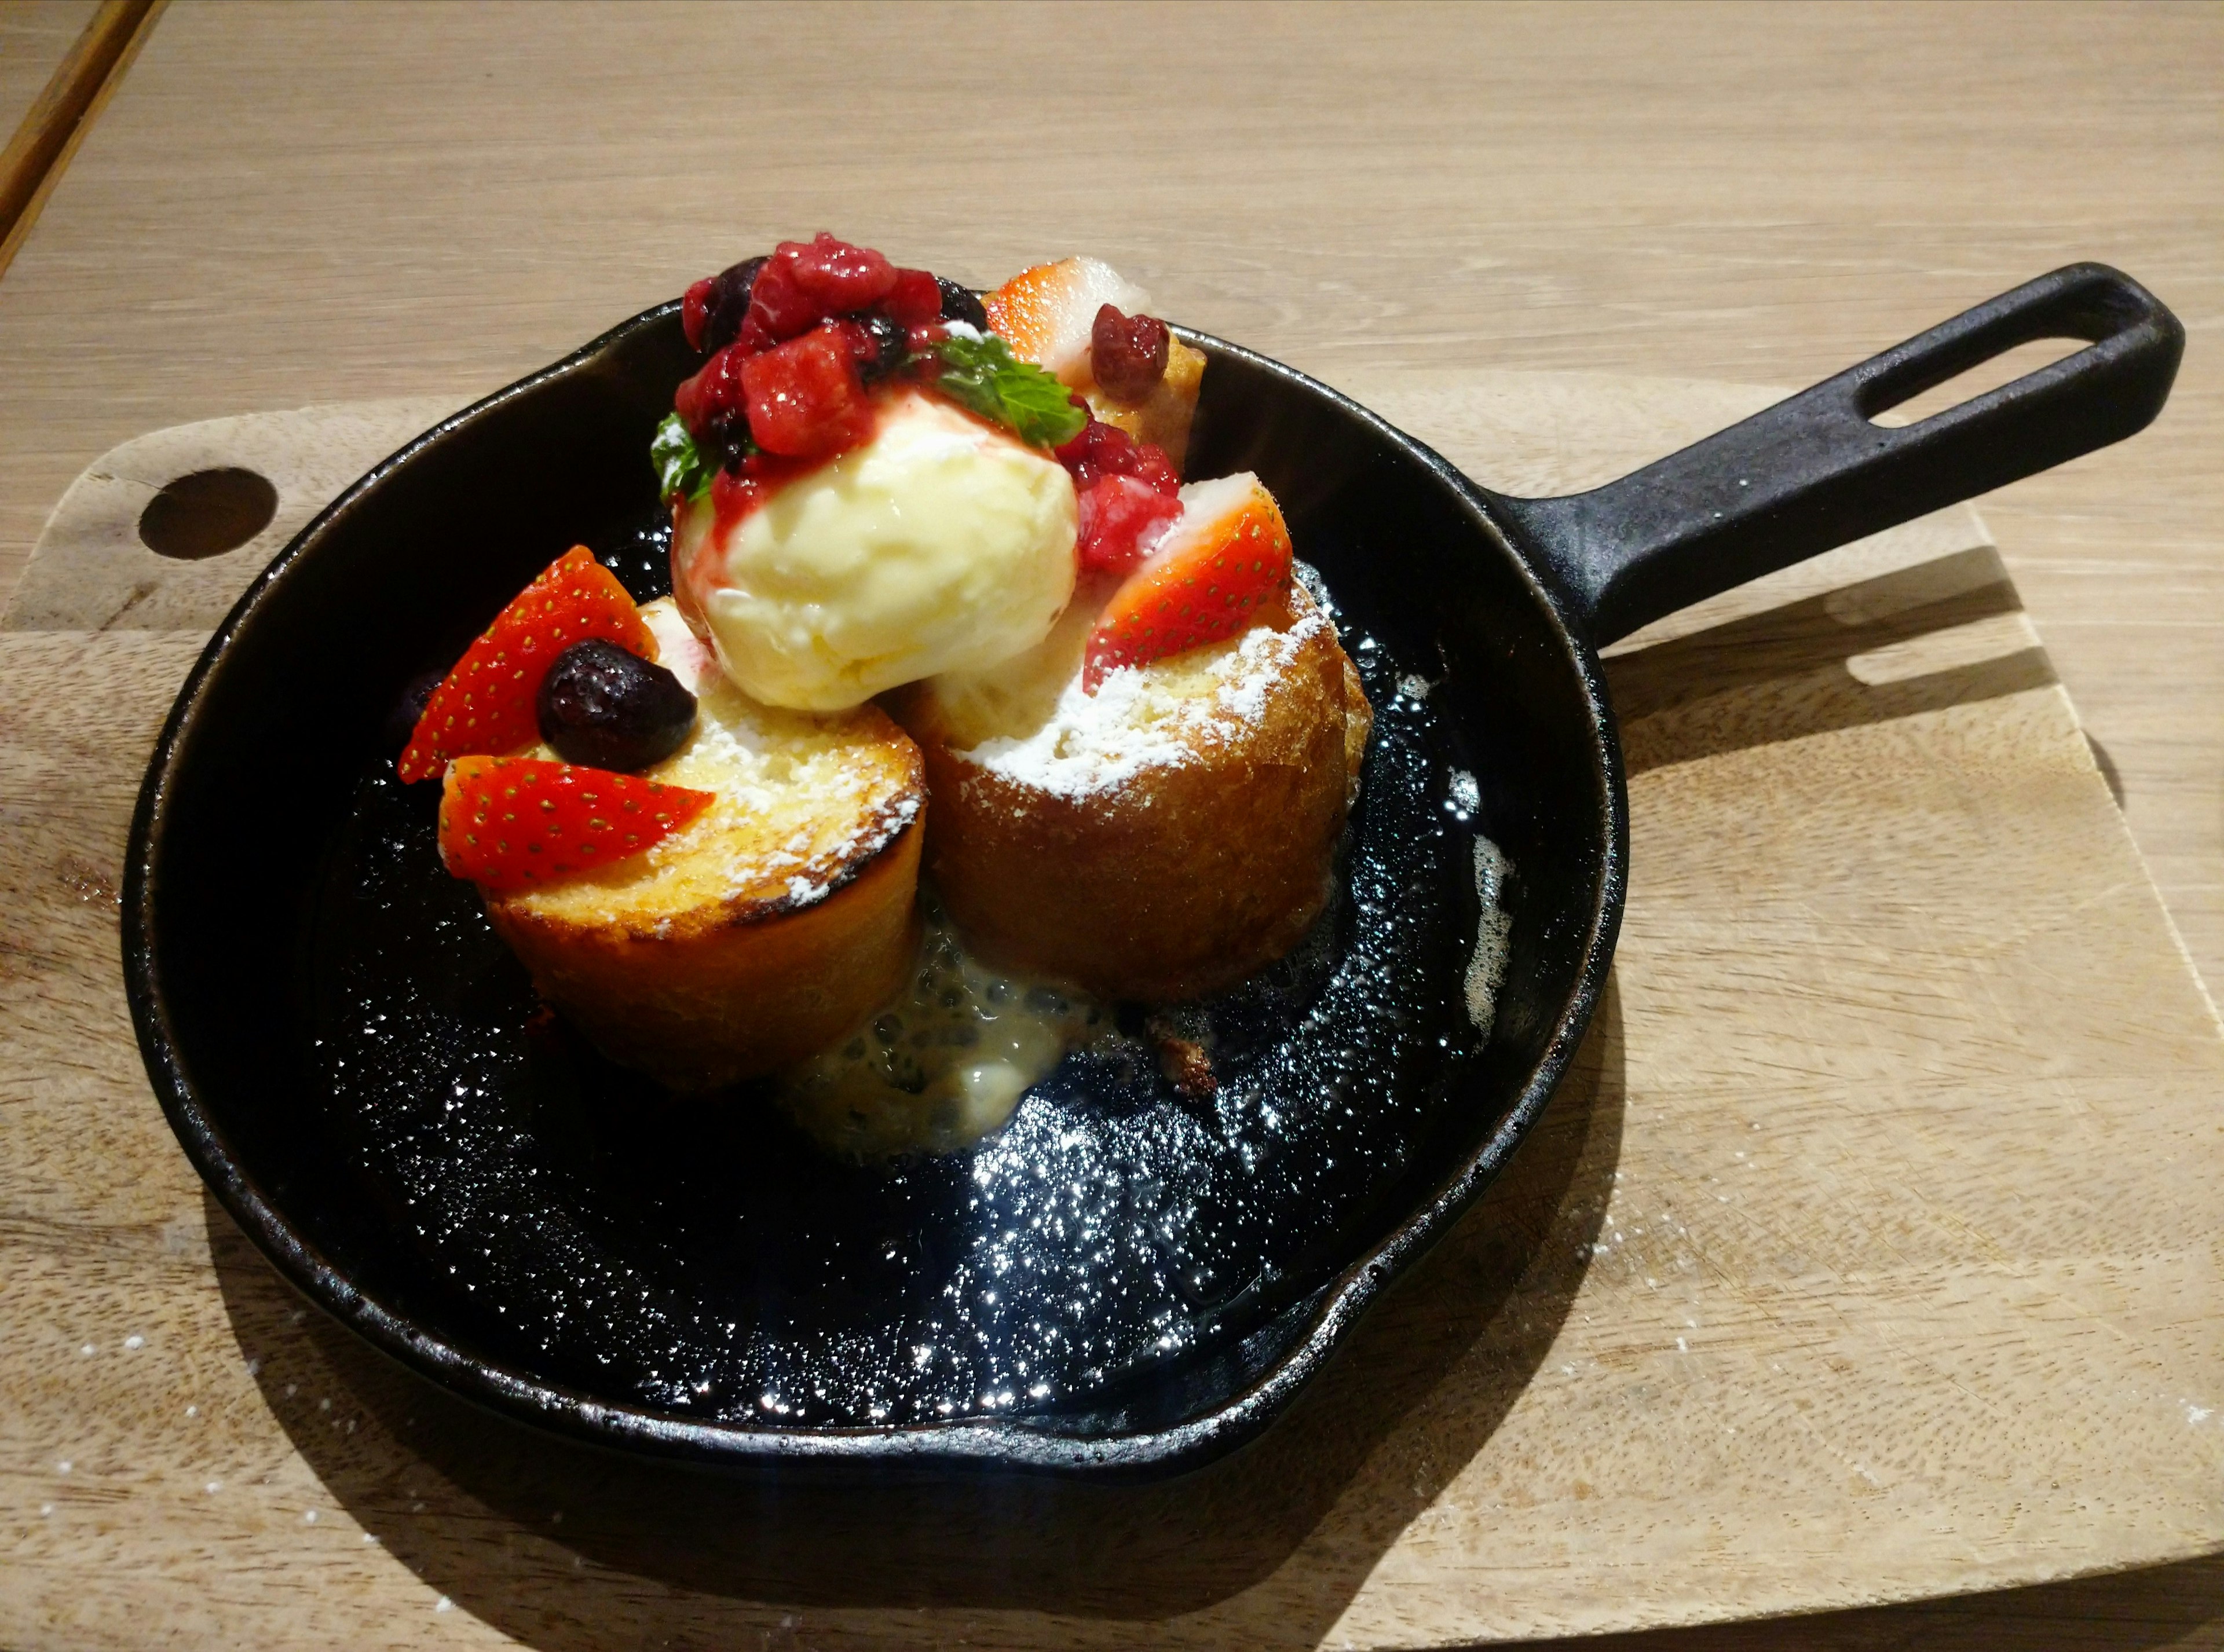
<box><xmin>1495</xmin><ymin>262</ymin><xmax>2184</xmax><ymax>649</ymax></box>
<box><xmin>1868</xmin><ymin>336</ymin><xmax>2091</xmax><ymax>429</ymax></box>
<box><xmin>138</xmin><ymin>468</ymin><xmax>280</xmax><ymax>561</ymax></box>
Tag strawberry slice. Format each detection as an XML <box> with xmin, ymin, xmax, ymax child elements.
<box><xmin>1083</xmin><ymin>473</ymin><xmax>1293</xmax><ymax>691</ymax></box>
<box><xmin>398</xmin><ymin>547</ymin><xmax>652</xmax><ymax>782</ymax></box>
<box><xmin>437</xmin><ymin>756</ymin><xmax>714</xmax><ymax>894</ymax></box>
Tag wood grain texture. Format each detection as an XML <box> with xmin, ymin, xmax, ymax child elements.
<box><xmin>0</xmin><ymin>0</ymin><xmax>160</xmax><ymax>280</ymax></box>
<box><xmin>3</xmin><ymin>377</ymin><xmax>2221</xmax><ymax>1648</ymax></box>
<box><xmin>0</xmin><ymin>1</ymin><xmax>98</xmax><ymax>148</ymax></box>
<box><xmin>0</xmin><ymin>0</ymin><xmax>2212</xmax><ymax>1007</ymax></box>
<box><xmin>0</xmin><ymin>1</ymin><xmax>2218</xmax><ymax>1644</ymax></box>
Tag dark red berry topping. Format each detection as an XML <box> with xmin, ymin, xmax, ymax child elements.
<box><xmin>824</xmin><ymin>313</ymin><xmax>909</xmax><ymax>384</ymax></box>
<box><xmin>1077</xmin><ymin>474</ymin><xmax>1182</xmax><ymax>575</ymax></box>
<box><xmin>537</xmin><ymin>639</ymin><xmax>697</xmax><ymax>772</ymax></box>
<box><xmin>1054</xmin><ymin>401</ymin><xmax>1182</xmax><ymax>573</ymax></box>
<box><xmin>935</xmin><ymin>276</ymin><xmax>988</xmax><ymax>330</ymax></box>
<box><xmin>740</xmin><ymin>325</ymin><xmax>875</xmax><ymax>459</ymax></box>
<box><xmin>1055</xmin><ymin>402</ymin><xmax>1180</xmax><ymax>493</ymax></box>
<box><xmin>1092</xmin><ymin>305</ymin><xmax>1171</xmax><ymax>404</ymax></box>
<box><xmin>787</xmin><ymin>233</ymin><xmax>898</xmax><ymax>312</ymax></box>
<box><xmin>882</xmin><ymin>266</ymin><xmax>943</xmax><ymax>327</ymax></box>
<box><xmin>673</xmin><ymin>236</ymin><xmax>994</xmax><ymax>503</ymax></box>
<box><xmin>674</xmin><ymin>342</ymin><xmax>758</xmax><ymax>466</ymax></box>
<box><xmin>683</xmin><ymin>254</ymin><xmax>767</xmax><ymax>354</ymax></box>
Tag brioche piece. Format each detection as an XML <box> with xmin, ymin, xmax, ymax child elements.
<box><xmin>983</xmin><ymin>255</ymin><xmax>1206</xmax><ymax>471</ymax></box>
<box><xmin>484</xmin><ymin>599</ymin><xmax>925</xmax><ymax>1091</ymax></box>
<box><xmin>1088</xmin><ymin>334</ymin><xmax>1207</xmax><ymax>475</ymax></box>
<box><xmin>888</xmin><ymin>580</ymin><xmax>1370</xmax><ymax>1002</ymax></box>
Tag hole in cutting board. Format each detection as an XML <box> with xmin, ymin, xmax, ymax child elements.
<box><xmin>138</xmin><ymin>468</ymin><xmax>279</xmax><ymax>560</ymax></box>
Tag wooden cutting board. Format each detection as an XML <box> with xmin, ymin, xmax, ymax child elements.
<box><xmin>3</xmin><ymin>370</ymin><xmax>2219</xmax><ymax>1650</ymax></box>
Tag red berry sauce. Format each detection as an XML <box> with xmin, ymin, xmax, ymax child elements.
<box><xmin>1055</xmin><ymin>402</ymin><xmax>1182</xmax><ymax>574</ymax></box>
<box><xmin>667</xmin><ymin>235</ymin><xmax>1187</xmax><ymax>610</ymax></box>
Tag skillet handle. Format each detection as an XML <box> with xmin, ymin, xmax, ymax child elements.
<box><xmin>1497</xmin><ymin>263</ymin><xmax>2183</xmax><ymax>646</ymax></box>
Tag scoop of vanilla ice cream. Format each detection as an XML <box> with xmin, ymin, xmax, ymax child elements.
<box><xmin>673</xmin><ymin>391</ymin><xmax>1078</xmax><ymax>711</ymax></box>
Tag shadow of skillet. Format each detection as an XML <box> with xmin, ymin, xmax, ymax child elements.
<box><xmin>1487</xmin><ymin>1548</ymin><xmax>2224</xmax><ymax>1652</ymax></box>
<box><xmin>206</xmin><ymin>983</ymin><xmax>1624</xmax><ymax>1644</ymax></box>
<box><xmin>1604</xmin><ymin>543</ymin><xmax>2058</xmax><ymax>777</ymax></box>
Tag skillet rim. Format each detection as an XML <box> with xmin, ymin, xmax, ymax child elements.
<box><xmin>120</xmin><ymin>301</ymin><xmax>1628</xmax><ymax>1479</ymax></box>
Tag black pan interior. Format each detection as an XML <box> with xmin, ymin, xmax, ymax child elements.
<box><xmin>132</xmin><ymin>312</ymin><xmax>1616</xmax><ymax>1470</ymax></box>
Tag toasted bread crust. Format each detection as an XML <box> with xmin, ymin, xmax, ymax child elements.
<box><xmin>1090</xmin><ymin>335</ymin><xmax>1206</xmax><ymax>473</ymax></box>
<box><xmin>486</xmin><ymin>822</ymin><xmax>923</xmax><ymax>1091</ymax></box>
<box><xmin>895</xmin><ymin>608</ymin><xmax>1370</xmax><ymax>1001</ymax></box>
<box><xmin>482</xmin><ymin>598</ymin><xmax>928</xmax><ymax>1089</ymax></box>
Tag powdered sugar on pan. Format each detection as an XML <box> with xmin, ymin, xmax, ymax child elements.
<box><xmin>317</xmin><ymin>533</ymin><xmax>1522</xmax><ymax>1433</ymax></box>
<box><xmin>960</xmin><ymin>605</ymin><xmax>1329</xmax><ymax>798</ymax></box>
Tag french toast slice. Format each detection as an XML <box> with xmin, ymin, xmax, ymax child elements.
<box><xmin>983</xmin><ymin>255</ymin><xmax>1207</xmax><ymax>471</ymax></box>
<box><xmin>887</xmin><ymin>580</ymin><xmax>1370</xmax><ymax>1002</ymax></box>
<box><xmin>1088</xmin><ymin>335</ymin><xmax>1206</xmax><ymax>474</ymax></box>
<box><xmin>483</xmin><ymin>599</ymin><xmax>926</xmax><ymax>1091</ymax></box>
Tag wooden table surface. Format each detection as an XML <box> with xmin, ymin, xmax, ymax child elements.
<box><xmin>0</xmin><ymin>2</ymin><xmax>2216</xmax><ymax>1645</ymax></box>
<box><xmin>0</xmin><ymin>3</ymin><xmax>97</xmax><ymax>143</ymax></box>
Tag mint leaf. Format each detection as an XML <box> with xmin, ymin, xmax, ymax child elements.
<box><xmin>931</xmin><ymin>333</ymin><xmax>1087</xmax><ymax>449</ymax></box>
<box><xmin>650</xmin><ymin>412</ymin><xmax>717</xmax><ymax>503</ymax></box>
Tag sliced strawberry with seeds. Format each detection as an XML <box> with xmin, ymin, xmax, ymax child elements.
<box><xmin>1083</xmin><ymin>472</ymin><xmax>1293</xmax><ymax>691</ymax></box>
<box><xmin>437</xmin><ymin>756</ymin><xmax>714</xmax><ymax>894</ymax></box>
<box><xmin>397</xmin><ymin>547</ymin><xmax>652</xmax><ymax>782</ymax></box>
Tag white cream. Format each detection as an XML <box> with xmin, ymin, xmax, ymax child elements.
<box><xmin>675</xmin><ymin>391</ymin><xmax>1077</xmax><ymax>710</ymax></box>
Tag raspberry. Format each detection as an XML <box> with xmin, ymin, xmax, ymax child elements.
<box><xmin>1053</xmin><ymin>415</ymin><xmax>1123</xmax><ymax>486</ymax></box>
<box><xmin>1091</xmin><ymin>305</ymin><xmax>1170</xmax><ymax>404</ymax></box>
<box><xmin>682</xmin><ymin>278</ymin><xmax>714</xmax><ymax>350</ymax></box>
<box><xmin>1077</xmin><ymin>474</ymin><xmax>1182</xmax><ymax>575</ymax></box>
<box><xmin>736</xmin><ymin>255</ymin><xmax>820</xmax><ymax>352</ymax></box>
<box><xmin>883</xmin><ymin>267</ymin><xmax>942</xmax><ymax>327</ymax></box>
<box><xmin>740</xmin><ymin>325</ymin><xmax>873</xmax><ymax>459</ymax></box>
<box><xmin>1054</xmin><ymin>405</ymin><xmax>1179</xmax><ymax>494</ymax></box>
<box><xmin>786</xmin><ymin>231</ymin><xmax>898</xmax><ymax>313</ymax></box>
<box><xmin>674</xmin><ymin>342</ymin><xmax>757</xmax><ymax>466</ymax></box>
<box><xmin>1129</xmin><ymin>438</ymin><xmax>1179</xmax><ymax>494</ymax></box>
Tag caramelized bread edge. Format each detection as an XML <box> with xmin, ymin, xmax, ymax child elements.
<box><xmin>902</xmin><ymin>618</ymin><xmax>1366</xmax><ymax>1001</ymax></box>
<box><xmin>487</xmin><ymin>822</ymin><xmax>925</xmax><ymax>1091</ymax></box>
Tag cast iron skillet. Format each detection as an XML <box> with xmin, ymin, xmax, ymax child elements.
<box><xmin>125</xmin><ymin>263</ymin><xmax>2179</xmax><ymax>1481</ymax></box>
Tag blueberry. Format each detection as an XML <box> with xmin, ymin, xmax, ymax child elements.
<box><xmin>701</xmin><ymin>408</ymin><xmax>756</xmax><ymax>473</ymax></box>
<box><xmin>935</xmin><ymin>276</ymin><xmax>988</xmax><ymax>331</ymax></box>
<box><xmin>697</xmin><ymin>254</ymin><xmax>767</xmax><ymax>355</ymax></box>
<box><xmin>536</xmin><ymin>640</ymin><xmax>697</xmax><ymax>771</ymax></box>
<box><xmin>857</xmin><ymin>312</ymin><xmax>908</xmax><ymax>383</ymax></box>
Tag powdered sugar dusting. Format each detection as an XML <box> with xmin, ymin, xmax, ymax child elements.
<box><xmin>962</xmin><ymin>605</ymin><xmax>1329</xmax><ymax>799</ymax></box>
<box><xmin>524</xmin><ymin>597</ymin><xmax>923</xmax><ymax>923</ymax></box>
